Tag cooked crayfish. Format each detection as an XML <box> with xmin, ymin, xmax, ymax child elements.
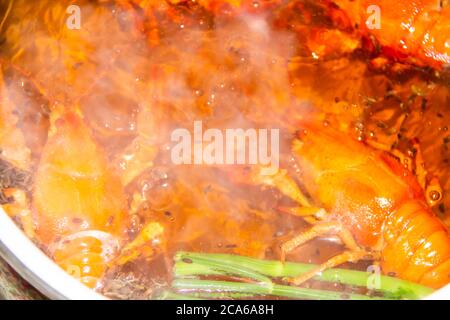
<box><xmin>127</xmin><ymin>0</ymin><xmax>450</xmax><ymax>70</ymax></box>
<box><xmin>278</xmin><ymin>123</ymin><xmax>450</xmax><ymax>289</ymax></box>
<box><xmin>320</xmin><ymin>0</ymin><xmax>450</xmax><ymax>70</ymax></box>
<box><xmin>32</xmin><ymin>110</ymin><xmax>129</xmax><ymax>288</ymax></box>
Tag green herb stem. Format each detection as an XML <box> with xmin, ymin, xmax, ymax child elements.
<box><xmin>174</xmin><ymin>252</ymin><xmax>433</xmax><ymax>300</ymax></box>
<box><xmin>172</xmin><ymin>279</ymin><xmax>385</xmax><ymax>300</ymax></box>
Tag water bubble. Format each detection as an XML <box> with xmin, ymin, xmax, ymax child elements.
<box><xmin>429</xmin><ymin>190</ymin><xmax>441</xmax><ymax>201</ymax></box>
<box><xmin>274</xmin><ymin>230</ymin><xmax>284</xmax><ymax>237</ymax></box>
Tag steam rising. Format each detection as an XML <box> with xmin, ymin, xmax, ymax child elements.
<box><xmin>0</xmin><ymin>0</ymin><xmax>305</xmax><ymax>260</ymax></box>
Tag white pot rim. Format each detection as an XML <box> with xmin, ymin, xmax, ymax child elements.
<box><xmin>0</xmin><ymin>207</ymin><xmax>449</xmax><ymax>300</ymax></box>
<box><xmin>0</xmin><ymin>208</ymin><xmax>105</xmax><ymax>300</ymax></box>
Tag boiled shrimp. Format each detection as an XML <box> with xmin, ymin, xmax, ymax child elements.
<box><xmin>325</xmin><ymin>0</ymin><xmax>450</xmax><ymax>70</ymax></box>
<box><xmin>132</xmin><ymin>0</ymin><xmax>450</xmax><ymax>70</ymax></box>
<box><xmin>278</xmin><ymin>123</ymin><xmax>449</xmax><ymax>289</ymax></box>
<box><xmin>32</xmin><ymin>111</ymin><xmax>129</xmax><ymax>288</ymax></box>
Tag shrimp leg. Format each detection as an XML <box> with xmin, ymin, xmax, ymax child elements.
<box><xmin>281</xmin><ymin>221</ymin><xmax>374</xmax><ymax>285</ymax></box>
<box><xmin>226</xmin><ymin>165</ymin><xmax>312</xmax><ymax>208</ymax></box>
<box><xmin>280</xmin><ymin>221</ymin><xmax>341</xmax><ymax>262</ymax></box>
<box><xmin>254</xmin><ymin>168</ymin><xmax>312</xmax><ymax>208</ymax></box>
<box><xmin>287</xmin><ymin>250</ymin><xmax>370</xmax><ymax>286</ymax></box>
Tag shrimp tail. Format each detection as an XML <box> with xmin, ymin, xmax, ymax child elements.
<box><xmin>382</xmin><ymin>200</ymin><xmax>450</xmax><ymax>288</ymax></box>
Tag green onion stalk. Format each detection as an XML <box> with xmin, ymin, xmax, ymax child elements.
<box><xmin>172</xmin><ymin>279</ymin><xmax>386</xmax><ymax>300</ymax></box>
<box><xmin>169</xmin><ymin>251</ymin><xmax>433</xmax><ymax>300</ymax></box>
